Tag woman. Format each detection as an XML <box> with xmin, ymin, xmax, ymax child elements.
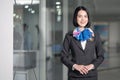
<box><xmin>61</xmin><ymin>6</ymin><xmax>104</xmax><ymax>80</ymax></box>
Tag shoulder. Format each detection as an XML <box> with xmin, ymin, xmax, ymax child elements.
<box><xmin>93</xmin><ymin>30</ymin><xmax>99</xmax><ymax>37</ymax></box>
<box><xmin>93</xmin><ymin>30</ymin><xmax>101</xmax><ymax>43</ymax></box>
<box><xmin>63</xmin><ymin>31</ymin><xmax>73</xmax><ymax>41</ymax></box>
<box><xmin>65</xmin><ymin>30</ymin><xmax>73</xmax><ymax>37</ymax></box>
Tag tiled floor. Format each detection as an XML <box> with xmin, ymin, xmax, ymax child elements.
<box><xmin>46</xmin><ymin>48</ymin><xmax>120</xmax><ymax>80</ymax></box>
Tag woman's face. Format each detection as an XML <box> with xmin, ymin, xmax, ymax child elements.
<box><xmin>77</xmin><ymin>10</ymin><xmax>88</xmax><ymax>28</ymax></box>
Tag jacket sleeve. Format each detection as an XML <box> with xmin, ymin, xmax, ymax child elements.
<box><xmin>92</xmin><ymin>32</ymin><xmax>105</xmax><ymax>69</ymax></box>
<box><xmin>61</xmin><ymin>33</ymin><xmax>74</xmax><ymax>69</ymax></box>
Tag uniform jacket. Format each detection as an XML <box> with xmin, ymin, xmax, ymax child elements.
<box><xmin>61</xmin><ymin>31</ymin><xmax>104</xmax><ymax>77</ymax></box>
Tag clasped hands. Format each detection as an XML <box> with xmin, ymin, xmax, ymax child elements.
<box><xmin>73</xmin><ymin>64</ymin><xmax>94</xmax><ymax>75</ymax></box>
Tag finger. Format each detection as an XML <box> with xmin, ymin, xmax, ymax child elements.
<box><xmin>82</xmin><ymin>68</ymin><xmax>88</xmax><ymax>74</ymax></box>
<box><xmin>80</xmin><ymin>67</ymin><xmax>88</xmax><ymax>74</ymax></box>
<box><xmin>78</xmin><ymin>65</ymin><xmax>88</xmax><ymax>74</ymax></box>
<box><xmin>84</xmin><ymin>66</ymin><xmax>90</xmax><ymax>71</ymax></box>
<box><xmin>79</xmin><ymin>69</ymin><xmax>84</xmax><ymax>74</ymax></box>
<box><xmin>85</xmin><ymin>65</ymin><xmax>93</xmax><ymax>71</ymax></box>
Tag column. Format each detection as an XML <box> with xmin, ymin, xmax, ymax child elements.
<box><xmin>62</xmin><ymin>0</ymin><xmax>68</xmax><ymax>80</ymax></box>
<box><xmin>39</xmin><ymin>0</ymin><xmax>46</xmax><ymax>80</ymax></box>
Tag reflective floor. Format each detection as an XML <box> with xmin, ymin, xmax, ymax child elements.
<box><xmin>98</xmin><ymin>68</ymin><xmax>120</xmax><ymax>80</ymax></box>
<box><xmin>98</xmin><ymin>48</ymin><xmax>120</xmax><ymax>80</ymax></box>
<box><xmin>46</xmin><ymin>48</ymin><xmax>120</xmax><ymax>80</ymax></box>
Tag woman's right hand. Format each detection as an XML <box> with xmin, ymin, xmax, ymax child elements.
<box><xmin>73</xmin><ymin>64</ymin><xmax>89</xmax><ymax>74</ymax></box>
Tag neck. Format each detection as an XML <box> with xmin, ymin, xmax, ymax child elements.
<box><xmin>78</xmin><ymin>27</ymin><xmax>85</xmax><ymax>31</ymax></box>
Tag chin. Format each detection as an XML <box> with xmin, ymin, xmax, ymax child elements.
<box><xmin>80</xmin><ymin>25</ymin><xmax>86</xmax><ymax>28</ymax></box>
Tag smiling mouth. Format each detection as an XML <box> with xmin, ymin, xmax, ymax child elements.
<box><xmin>80</xmin><ymin>22</ymin><xmax>86</xmax><ymax>24</ymax></box>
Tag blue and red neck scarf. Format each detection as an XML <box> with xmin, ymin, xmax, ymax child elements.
<box><xmin>73</xmin><ymin>28</ymin><xmax>94</xmax><ymax>41</ymax></box>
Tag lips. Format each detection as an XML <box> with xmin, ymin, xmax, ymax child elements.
<box><xmin>80</xmin><ymin>21</ymin><xmax>86</xmax><ymax>24</ymax></box>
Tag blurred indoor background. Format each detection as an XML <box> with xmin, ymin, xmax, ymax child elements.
<box><xmin>13</xmin><ymin>0</ymin><xmax>120</xmax><ymax>80</ymax></box>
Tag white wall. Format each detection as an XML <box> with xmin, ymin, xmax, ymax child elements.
<box><xmin>0</xmin><ymin>0</ymin><xmax>13</xmax><ymax>80</ymax></box>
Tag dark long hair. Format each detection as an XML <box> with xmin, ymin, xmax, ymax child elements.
<box><xmin>73</xmin><ymin>6</ymin><xmax>91</xmax><ymax>28</ymax></box>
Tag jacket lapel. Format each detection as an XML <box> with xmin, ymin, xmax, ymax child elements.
<box><xmin>73</xmin><ymin>38</ymin><xmax>91</xmax><ymax>51</ymax></box>
<box><xmin>84</xmin><ymin>40</ymin><xmax>93</xmax><ymax>51</ymax></box>
<box><xmin>69</xmin><ymin>31</ymin><xmax>86</xmax><ymax>51</ymax></box>
<box><xmin>84</xmin><ymin>40</ymin><xmax>89</xmax><ymax>51</ymax></box>
<box><xmin>73</xmin><ymin>37</ymin><xmax>83</xmax><ymax>50</ymax></box>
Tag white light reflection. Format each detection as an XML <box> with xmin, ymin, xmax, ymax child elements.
<box><xmin>14</xmin><ymin>0</ymin><xmax>40</xmax><ymax>5</ymax></box>
<box><xmin>31</xmin><ymin>10</ymin><xmax>35</xmax><ymax>14</ymax></box>
<box><xmin>25</xmin><ymin>5</ymin><xmax>29</xmax><ymax>8</ymax></box>
<box><xmin>56</xmin><ymin>2</ymin><xmax>61</xmax><ymax>5</ymax></box>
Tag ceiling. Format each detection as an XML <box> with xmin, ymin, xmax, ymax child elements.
<box><xmin>94</xmin><ymin>0</ymin><xmax>120</xmax><ymax>15</ymax></box>
<box><xmin>69</xmin><ymin>0</ymin><xmax>120</xmax><ymax>21</ymax></box>
<box><xmin>14</xmin><ymin>0</ymin><xmax>120</xmax><ymax>21</ymax></box>
<box><xmin>93</xmin><ymin>0</ymin><xmax>120</xmax><ymax>21</ymax></box>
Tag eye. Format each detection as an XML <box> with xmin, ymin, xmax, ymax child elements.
<box><xmin>77</xmin><ymin>15</ymin><xmax>82</xmax><ymax>18</ymax></box>
<box><xmin>84</xmin><ymin>15</ymin><xmax>88</xmax><ymax>18</ymax></box>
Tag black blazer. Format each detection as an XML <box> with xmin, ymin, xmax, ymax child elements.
<box><xmin>61</xmin><ymin>31</ymin><xmax>104</xmax><ymax>77</ymax></box>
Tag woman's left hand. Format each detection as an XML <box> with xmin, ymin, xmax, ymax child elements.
<box><xmin>84</xmin><ymin>64</ymin><xmax>94</xmax><ymax>71</ymax></box>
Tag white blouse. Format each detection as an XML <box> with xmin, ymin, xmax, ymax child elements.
<box><xmin>81</xmin><ymin>40</ymin><xmax>87</xmax><ymax>50</ymax></box>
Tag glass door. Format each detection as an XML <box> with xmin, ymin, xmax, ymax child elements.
<box><xmin>13</xmin><ymin>0</ymin><xmax>40</xmax><ymax>80</ymax></box>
